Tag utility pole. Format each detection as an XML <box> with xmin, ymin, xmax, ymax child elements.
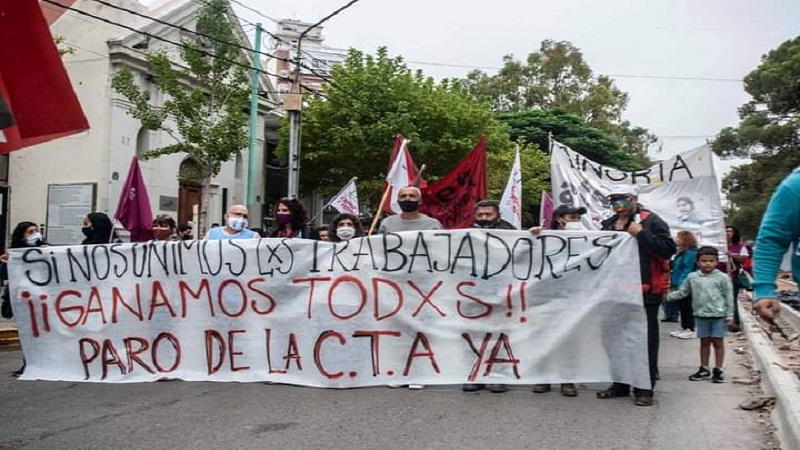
<box><xmin>247</xmin><ymin>23</ymin><xmax>263</xmax><ymax>206</ymax></box>
<box><xmin>284</xmin><ymin>0</ymin><xmax>362</xmax><ymax>199</ymax></box>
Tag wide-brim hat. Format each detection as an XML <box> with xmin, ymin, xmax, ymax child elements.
<box><xmin>554</xmin><ymin>204</ymin><xmax>587</xmax><ymax>216</ymax></box>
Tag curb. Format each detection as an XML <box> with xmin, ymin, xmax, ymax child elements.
<box><xmin>741</xmin><ymin>301</ymin><xmax>800</xmax><ymax>449</ymax></box>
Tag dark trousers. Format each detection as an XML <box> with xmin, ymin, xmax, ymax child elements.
<box><xmin>732</xmin><ymin>286</ymin><xmax>741</xmax><ymax>327</ymax></box>
<box><xmin>679</xmin><ymin>295</ymin><xmax>695</xmax><ymax>331</ymax></box>
<box><xmin>610</xmin><ymin>298</ymin><xmax>660</xmax><ymax>394</ymax></box>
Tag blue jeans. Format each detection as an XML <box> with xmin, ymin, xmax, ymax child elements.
<box><xmin>663</xmin><ymin>301</ymin><xmax>679</xmax><ymax>320</ymax></box>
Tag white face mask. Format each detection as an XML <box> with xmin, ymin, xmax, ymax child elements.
<box><xmin>336</xmin><ymin>227</ymin><xmax>355</xmax><ymax>241</ymax></box>
<box><xmin>227</xmin><ymin>217</ymin><xmax>248</xmax><ymax>231</ymax></box>
<box><xmin>26</xmin><ymin>232</ymin><xmax>42</xmax><ymax>246</ymax></box>
<box><xmin>563</xmin><ymin>221</ymin><xmax>583</xmax><ymax>231</ymax></box>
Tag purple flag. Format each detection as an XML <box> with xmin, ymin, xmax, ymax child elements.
<box><xmin>540</xmin><ymin>191</ymin><xmax>554</xmax><ymax>229</ymax></box>
<box><xmin>114</xmin><ymin>156</ymin><xmax>153</xmax><ymax>242</ymax></box>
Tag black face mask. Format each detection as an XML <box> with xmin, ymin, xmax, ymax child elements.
<box><xmin>82</xmin><ymin>226</ymin><xmax>92</xmax><ymax>238</ymax></box>
<box><xmin>474</xmin><ymin>219</ymin><xmax>498</xmax><ymax>228</ymax></box>
<box><xmin>398</xmin><ymin>200</ymin><xmax>419</xmax><ymax>213</ymax></box>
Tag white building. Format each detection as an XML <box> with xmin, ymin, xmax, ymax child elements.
<box><xmin>7</xmin><ymin>0</ymin><xmax>280</xmax><ymax>245</ymax></box>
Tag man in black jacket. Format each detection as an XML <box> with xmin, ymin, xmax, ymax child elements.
<box><xmin>463</xmin><ymin>200</ymin><xmax>514</xmax><ymax>394</ymax></box>
<box><xmin>597</xmin><ymin>186</ymin><xmax>676</xmax><ymax>406</ymax></box>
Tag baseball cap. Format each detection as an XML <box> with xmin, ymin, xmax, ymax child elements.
<box><xmin>607</xmin><ymin>185</ymin><xmax>638</xmax><ymax>197</ymax></box>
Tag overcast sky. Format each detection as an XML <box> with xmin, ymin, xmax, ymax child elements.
<box><xmin>150</xmin><ymin>0</ymin><xmax>799</xmax><ymax>175</ymax></box>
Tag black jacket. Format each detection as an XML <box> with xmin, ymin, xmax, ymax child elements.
<box><xmin>471</xmin><ymin>219</ymin><xmax>516</xmax><ymax>230</ymax></box>
<box><xmin>601</xmin><ymin>206</ymin><xmax>676</xmax><ymax>296</ymax></box>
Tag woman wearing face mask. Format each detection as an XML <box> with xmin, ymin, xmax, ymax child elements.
<box><xmin>269</xmin><ymin>198</ymin><xmax>319</xmax><ymax>239</ymax></box>
<box><xmin>82</xmin><ymin>212</ymin><xmax>121</xmax><ymax>245</ymax></box>
<box><xmin>327</xmin><ymin>213</ymin><xmax>365</xmax><ymax>242</ymax></box>
<box><xmin>528</xmin><ymin>204</ymin><xmax>585</xmax><ymax>397</ymax></box>
<box><xmin>152</xmin><ymin>215</ymin><xmax>177</xmax><ymax>241</ymax></box>
<box><xmin>528</xmin><ymin>204</ymin><xmax>587</xmax><ymax>234</ymax></box>
<box><xmin>1</xmin><ymin>221</ymin><xmax>47</xmax><ymax>376</ymax></box>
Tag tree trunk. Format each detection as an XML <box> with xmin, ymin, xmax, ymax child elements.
<box><xmin>200</xmin><ymin>175</ymin><xmax>212</xmax><ymax>236</ymax></box>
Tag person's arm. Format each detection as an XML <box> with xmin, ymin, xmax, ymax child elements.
<box><xmin>753</xmin><ymin>175</ymin><xmax>800</xmax><ymax>302</ymax></box>
<box><xmin>636</xmin><ymin>214</ymin><xmax>677</xmax><ymax>259</ymax></box>
<box><xmin>666</xmin><ymin>275</ymin><xmax>692</xmax><ymax>302</ymax></box>
<box><xmin>723</xmin><ymin>274</ymin><xmax>735</xmax><ymax>320</ymax></box>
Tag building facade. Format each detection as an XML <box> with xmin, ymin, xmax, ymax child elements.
<box><xmin>7</xmin><ymin>0</ymin><xmax>280</xmax><ymax>244</ymax></box>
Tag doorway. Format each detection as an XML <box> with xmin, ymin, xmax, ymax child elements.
<box><xmin>178</xmin><ymin>158</ymin><xmax>202</xmax><ymax>230</ymax></box>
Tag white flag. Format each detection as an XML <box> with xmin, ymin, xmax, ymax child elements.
<box><xmin>499</xmin><ymin>147</ymin><xmax>523</xmax><ymax>229</ymax></box>
<box><xmin>330</xmin><ymin>178</ymin><xmax>359</xmax><ymax>215</ymax></box>
<box><xmin>385</xmin><ymin>139</ymin><xmax>412</xmax><ymax>214</ymax></box>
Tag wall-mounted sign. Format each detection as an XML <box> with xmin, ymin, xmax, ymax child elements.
<box><xmin>45</xmin><ymin>183</ymin><xmax>96</xmax><ymax>245</ymax></box>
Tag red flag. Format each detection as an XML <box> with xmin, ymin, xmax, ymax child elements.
<box><xmin>421</xmin><ymin>136</ymin><xmax>488</xmax><ymax>229</ymax></box>
<box><xmin>380</xmin><ymin>135</ymin><xmax>423</xmax><ymax>214</ymax></box>
<box><xmin>0</xmin><ymin>0</ymin><xmax>89</xmax><ymax>153</ymax></box>
<box><xmin>114</xmin><ymin>157</ymin><xmax>154</xmax><ymax>242</ymax></box>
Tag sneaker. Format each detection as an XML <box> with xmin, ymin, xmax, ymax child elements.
<box><xmin>669</xmin><ymin>329</ymin><xmax>684</xmax><ymax>337</ymax></box>
<box><xmin>387</xmin><ymin>383</ymin><xmax>405</xmax><ymax>388</ymax></box>
<box><xmin>711</xmin><ymin>368</ymin><xmax>725</xmax><ymax>383</ymax></box>
<box><xmin>408</xmin><ymin>384</ymin><xmax>426</xmax><ymax>390</ymax></box>
<box><xmin>462</xmin><ymin>383</ymin><xmax>484</xmax><ymax>392</ymax></box>
<box><xmin>676</xmin><ymin>330</ymin><xmax>696</xmax><ymax>339</ymax></box>
<box><xmin>689</xmin><ymin>366</ymin><xmax>711</xmax><ymax>381</ymax></box>
<box><xmin>487</xmin><ymin>384</ymin><xmax>508</xmax><ymax>393</ymax></box>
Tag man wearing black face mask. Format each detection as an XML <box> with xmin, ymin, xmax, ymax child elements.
<box><xmin>378</xmin><ymin>186</ymin><xmax>442</xmax><ymax>233</ymax></box>
<box><xmin>470</xmin><ymin>200</ymin><xmax>515</xmax><ymax>230</ymax></box>
<box><xmin>463</xmin><ymin>200</ymin><xmax>513</xmax><ymax>394</ymax></box>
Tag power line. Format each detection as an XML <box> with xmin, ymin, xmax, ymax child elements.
<box><xmin>228</xmin><ymin>0</ymin><xmax>279</xmax><ymax>24</ymax></box>
<box><xmin>41</xmin><ymin>0</ymin><xmax>327</xmax><ymax>99</ymax></box>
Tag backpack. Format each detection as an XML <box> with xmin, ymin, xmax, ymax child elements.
<box><xmin>638</xmin><ymin>210</ymin><xmax>671</xmax><ymax>295</ymax></box>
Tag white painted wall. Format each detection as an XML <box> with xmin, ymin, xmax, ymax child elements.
<box><xmin>8</xmin><ymin>0</ymin><xmax>272</xmax><ymax>242</ymax></box>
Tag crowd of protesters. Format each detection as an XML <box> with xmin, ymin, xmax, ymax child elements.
<box><xmin>2</xmin><ymin>168</ymin><xmax>797</xmax><ymax>408</ymax></box>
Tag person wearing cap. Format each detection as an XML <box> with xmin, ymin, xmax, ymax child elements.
<box><xmin>595</xmin><ymin>185</ymin><xmax>675</xmax><ymax>406</ymax></box>
<box><xmin>527</xmin><ymin>203</ymin><xmax>587</xmax><ymax>397</ymax></box>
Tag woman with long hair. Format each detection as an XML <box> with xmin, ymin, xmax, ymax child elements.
<box><xmin>327</xmin><ymin>213</ymin><xmax>365</xmax><ymax>242</ymax></box>
<box><xmin>669</xmin><ymin>231</ymin><xmax>699</xmax><ymax>339</ymax></box>
<box><xmin>269</xmin><ymin>198</ymin><xmax>319</xmax><ymax>239</ymax></box>
<box><xmin>82</xmin><ymin>212</ymin><xmax>120</xmax><ymax>245</ymax></box>
<box><xmin>723</xmin><ymin>225</ymin><xmax>748</xmax><ymax>330</ymax></box>
<box><xmin>152</xmin><ymin>214</ymin><xmax>177</xmax><ymax>241</ymax></box>
<box><xmin>1</xmin><ymin>221</ymin><xmax>47</xmax><ymax>376</ymax></box>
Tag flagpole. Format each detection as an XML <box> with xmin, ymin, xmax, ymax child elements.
<box><xmin>309</xmin><ymin>177</ymin><xmax>357</xmax><ymax>224</ymax></box>
<box><xmin>547</xmin><ymin>132</ymin><xmax>553</xmax><ymax>155</ymax></box>
<box><xmin>368</xmin><ymin>185</ymin><xmax>392</xmax><ymax>235</ymax></box>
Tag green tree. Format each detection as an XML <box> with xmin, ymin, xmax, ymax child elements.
<box><xmin>111</xmin><ymin>0</ymin><xmax>249</xmax><ymax>231</ymax></box>
<box><xmin>287</xmin><ymin>47</ymin><xmax>550</xmax><ymax>211</ymax></box>
<box><xmin>496</xmin><ymin>109</ymin><xmax>645</xmax><ymax>170</ymax></box>
<box><xmin>463</xmin><ymin>40</ymin><xmax>656</xmax><ymax>162</ymax></box>
<box><xmin>711</xmin><ymin>36</ymin><xmax>800</xmax><ymax>237</ymax></box>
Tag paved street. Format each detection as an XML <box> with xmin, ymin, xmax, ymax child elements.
<box><xmin>1</xmin><ymin>323</ymin><xmax>769</xmax><ymax>450</ymax></box>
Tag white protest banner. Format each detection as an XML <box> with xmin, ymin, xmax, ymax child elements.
<box><xmin>330</xmin><ymin>177</ymin><xmax>359</xmax><ymax>215</ymax></box>
<box><xmin>550</xmin><ymin>140</ymin><xmax>727</xmax><ymax>254</ymax></box>
<box><xmin>499</xmin><ymin>147</ymin><xmax>522</xmax><ymax>229</ymax></box>
<box><xmin>9</xmin><ymin>231</ymin><xmax>650</xmax><ymax>389</ymax></box>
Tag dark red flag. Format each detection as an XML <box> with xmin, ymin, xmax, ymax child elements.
<box><xmin>421</xmin><ymin>136</ymin><xmax>488</xmax><ymax>229</ymax></box>
<box><xmin>114</xmin><ymin>157</ymin><xmax>154</xmax><ymax>242</ymax></box>
<box><xmin>0</xmin><ymin>0</ymin><xmax>89</xmax><ymax>153</ymax></box>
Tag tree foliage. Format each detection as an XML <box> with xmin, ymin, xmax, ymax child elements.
<box><xmin>288</xmin><ymin>47</ymin><xmax>550</xmax><ymax>209</ymax></box>
<box><xmin>712</xmin><ymin>36</ymin><xmax>800</xmax><ymax>237</ymax></box>
<box><xmin>497</xmin><ymin>109</ymin><xmax>645</xmax><ymax>171</ymax></box>
<box><xmin>463</xmin><ymin>40</ymin><xmax>656</xmax><ymax>163</ymax></box>
<box><xmin>111</xmin><ymin>0</ymin><xmax>249</xmax><ymax>230</ymax></box>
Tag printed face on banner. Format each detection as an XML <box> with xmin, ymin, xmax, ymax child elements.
<box><xmin>550</xmin><ymin>141</ymin><xmax>727</xmax><ymax>254</ymax></box>
<box><xmin>8</xmin><ymin>231</ymin><xmax>650</xmax><ymax>389</ymax></box>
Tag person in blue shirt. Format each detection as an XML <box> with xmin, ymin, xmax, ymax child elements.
<box><xmin>668</xmin><ymin>230</ymin><xmax>699</xmax><ymax>339</ymax></box>
<box><xmin>752</xmin><ymin>167</ymin><xmax>800</xmax><ymax>322</ymax></box>
<box><xmin>205</xmin><ymin>205</ymin><xmax>258</xmax><ymax>240</ymax></box>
